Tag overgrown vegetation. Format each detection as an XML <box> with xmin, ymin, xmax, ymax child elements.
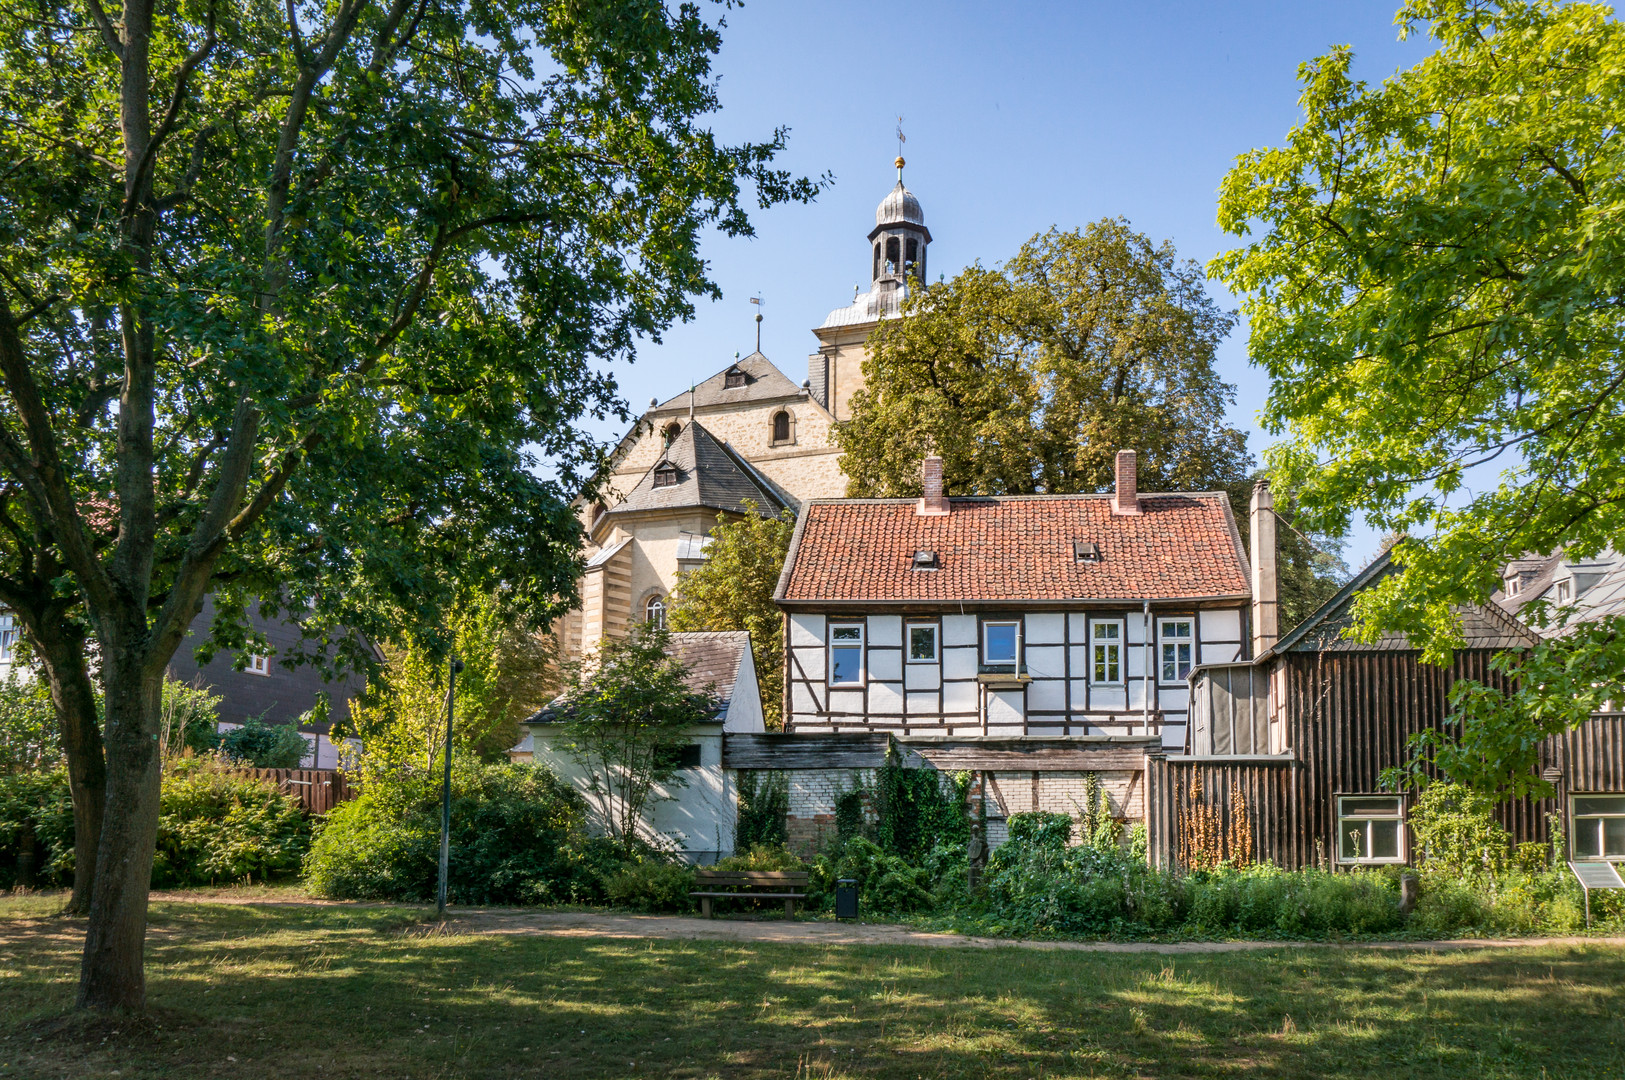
<box><xmin>304</xmin><ymin>759</ymin><xmax>619</xmax><ymax>905</ymax></box>
<box><xmin>2</xmin><ymin>760</ymin><xmax>309</xmax><ymax>890</ymax></box>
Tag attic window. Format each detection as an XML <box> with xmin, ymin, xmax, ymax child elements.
<box><xmin>724</xmin><ymin>367</ymin><xmax>747</xmax><ymax>389</ymax></box>
<box><xmin>653</xmin><ymin>462</ymin><xmax>679</xmax><ymax>488</ymax></box>
<box><xmin>1073</xmin><ymin>540</ymin><xmax>1102</xmax><ymax>563</ymax></box>
<box><xmin>912</xmin><ymin>550</ymin><xmax>939</xmax><ymax>571</ymax></box>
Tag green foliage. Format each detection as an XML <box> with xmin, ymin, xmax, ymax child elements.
<box><xmin>152</xmin><ymin>761</ymin><xmax>310</xmax><ymax>887</ymax></box>
<box><xmin>0</xmin><ymin>675</ymin><xmax>59</xmax><ymax>774</ymax></box>
<box><xmin>160</xmin><ymin>678</ymin><xmax>224</xmax><ymax>759</ymax></box>
<box><xmin>604</xmin><ymin>861</ymin><xmax>696</xmax><ymax>913</ymax></box>
<box><xmin>0</xmin><ymin>769</ymin><xmax>74</xmax><ymax>888</ymax></box>
<box><xmin>345</xmin><ymin>592</ymin><xmax>546</xmax><ymax>780</ymax></box>
<box><xmin>666</xmin><ymin>501</ymin><xmax>797</xmax><ymax>730</ymax></box>
<box><xmin>1406</xmin><ymin>782</ymin><xmax>1512</xmax><ymax>879</ymax></box>
<box><xmin>555</xmin><ymin>625</ymin><xmax>717</xmax><ymax>852</ymax></box>
<box><xmin>1211</xmin><ymin>0</ymin><xmax>1625</xmax><ymax>787</ymax></box>
<box><xmin>839</xmin><ymin>222</ymin><xmax>1251</xmax><ymax>500</ymax></box>
<box><xmin>876</xmin><ymin>762</ymin><xmax>970</xmax><ymax>861</ymax></box>
<box><xmin>304</xmin><ymin>760</ymin><xmax>610</xmax><ymax>905</ymax></box>
<box><xmin>1005</xmin><ymin>812</ymin><xmax>1075</xmax><ymax>851</ymax></box>
<box><xmin>735</xmin><ymin>770</ymin><xmax>789</xmax><ymax>851</ymax></box>
<box><xmin>810</xmin><ymin>837</ymin><xmax>935</xmax><ymax>913</ymax></box>
<box><xmin>218</xmin><ymin>717</ymin><xmax>309</xmax><ymax>770</ymax></box>
<box><xmin>713</xmin><ymin>844</ymin><xmax>804</xmax><ymax>872</ymax></box>
<box><xmin>835</xmin><ymin>786</ymin><xmax>869</xmax><ymax>844</ymax></box>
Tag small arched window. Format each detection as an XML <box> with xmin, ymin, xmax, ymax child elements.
<box><xmin>905</xmin><ymin>237</ymin><xmax>919</xmax><ymax>276</ymax></box>
<box><xmin>645</xmin><ymin>594</ymin><xmax>666</xmax><ymax>629</ymax></box>
<box><xmin>873</xmin><ymin>243</ymin><xmax>882</xmax><ymax>280</ymax></box>
<box><xmin>589</xmin><ymin>501</ymin><xmax>607</xmax><ymax>527</ymax></box>
<box><xmin>885</xmin><ymin>236</ymin><xmax>900</xmax><ymax>273</ymax></box>
<box><xmin>772</xmin><ymin>410</ymin><xmax>791</xmax><ymax>444</ymax></box>
<box><xmin>662</xmin><ymin>421</ymin><xmax>682</xmax><ymax>445</ymax></box>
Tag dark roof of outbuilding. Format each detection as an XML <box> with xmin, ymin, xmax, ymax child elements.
<box><xmin>525</xmin><ymin>630</ymin><xmax>751</xmax><ymax>725</ymax></box>
<box><xmin>607</xmin><ymin>421</ymin><xmax>786</xmax><ymax>519</ymax></box>
<box><xmin>1267</xmin><ymin>549</ymin><xmax>1537</xmax><ymax>656</ymax></box>
<box><xmin>775</xmin><ymin>493</ymin><xmax>1251</xmax><ymax>604</ymax></box>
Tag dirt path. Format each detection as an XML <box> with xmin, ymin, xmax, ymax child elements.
<box><xmin>7</xmin><ymin>893</ymin><xmax>1622</xmax><ymax>954</ymax></box>
<box><xmin>441</xmin><ymin>908</ymin><xmax>1625</xmax><ymax>954</ymax></box>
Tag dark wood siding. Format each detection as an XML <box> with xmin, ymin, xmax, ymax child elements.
<box><xmin>1149</xmin><ymin>650</ymin><xmax>1625</xmax><ymax>869</ymax></box>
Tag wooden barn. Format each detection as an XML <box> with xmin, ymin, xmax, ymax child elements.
<box><xmin>1152</xmin><ymin>550</ymin><xmax>1625</xmax><ymax>869</ymax></box>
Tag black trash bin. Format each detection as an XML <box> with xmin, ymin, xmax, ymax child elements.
<box><xmin>835</xmin><ymin>878</ymin><xmax>859</xmax><ymax>920</ymax></box>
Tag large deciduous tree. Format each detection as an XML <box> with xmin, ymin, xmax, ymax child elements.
<box><xmin>1211</xmin><ymin>0</ymin><xmax>1625</xmax><ymax>797</ymax></box>
<box><xmin>837</xmin><ymin>222</ymin><xmax>1252</xmax><ymax>499</ymax></box>
<box><xmin>0</xmin><ymin>0</ymin><xmax>819</xmax><ymax>1010</ymax></box>
<box><xmin>665</xmin><ymin>501</ymin><xmax>795</xmax><ymax>730</ymax></box>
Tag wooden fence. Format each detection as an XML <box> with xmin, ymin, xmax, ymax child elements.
<box><xmin>231</xmin><ymin>768</ymin><xmax>357</xmax><ymax>815</ymax></box>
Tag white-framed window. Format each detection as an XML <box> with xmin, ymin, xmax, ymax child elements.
<box><xmin>982</xmin><ymin>620</ymin><xmax>1020</xmax><ymax>667</ymax></box>
<box><xmin>1337</xmin><ymin>795</ymin><xmax>1404</xmax><ymax>863</ymax></box>
<box><xmin>0</xmin><ymin>614</ymin><xmax>18</xmax><ymax>662</ymax></box>
<box><xmin>828</xmin><ymin>623</ymin><xmax>864</xmax><ymax>686</ymax></box>
<box><xmin>1159</xmin><ymin>619</ymin><xmax>1194</xmax><ymax>683</ymax></box>
<box><xmin>907</xmin><ymin>623</ymin><xmax>938</xmax><ymax>663</ymax></box>
<box><xmin>1090</xmin><ymin>620</ymin><xmax>1122</xmax><ymax>684</ymax></box>
<box><xmin>247</xmin><ymin>653</ymin><xmax>271</xmax><ymax>676</ymax></box>
<box><xmin>1573</xmin><ymin>794</ymin><xmax>1625</xmax><ymax>861</ymax></box>
<box><xmin>644</xmin><ymin>594</ymin><xmax>666</xmax><ymax>629</ymax></box>
<box><xmin>1555</xmin><ymin>579</ymin><xmax>1573</xmax><ymax>604</ymax></box>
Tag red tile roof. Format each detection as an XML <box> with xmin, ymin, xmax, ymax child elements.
<box><xmin>776</xmin><ymin>494</ymin><xmax>1250</xmax><ymax>604</ymax></box>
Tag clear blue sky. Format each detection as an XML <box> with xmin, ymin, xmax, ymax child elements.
<box><xmin>600</xmin><ymin>1</ymin><xmax>1436</xmax><ymax>568</ymax></box>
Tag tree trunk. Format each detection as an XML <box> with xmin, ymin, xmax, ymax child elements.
<box><xmin>33</xmin><ymin>617</ymin><xmax>105</xmax><ymax>915</ymax></box>
<box><xmin>76</xmin><ymin>656</ymin><xmax>162</xmax><ymax>1013</ymax></box>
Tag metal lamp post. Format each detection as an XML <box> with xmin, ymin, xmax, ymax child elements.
<box><xmin>436</xmin><ymin>655</ymin><xmax>463</xmax><ymax>919</ymax></box>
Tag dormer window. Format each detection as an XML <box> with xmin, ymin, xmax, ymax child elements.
<box><xmin>1556</xmin><ymin>579</ymin><xmax>1573</xmax><ymax>604</ymax></box>
<box><xmin>912</xmin><ymin>550</ymin><xmax>938</xmax><ymax>571</ymax></box>
<box><xmin>1505</xmin><ymin>576</ymin><xmax>1521</xmax><ymax>597</ymax></box>
<box><xmin>653</xmin><ymin>461</ymin><xmax>679</xmax><ymax>488</ymax></box>
<box><xmin>724</xmin><ymin>367</ymin><xmax>747</xmax><ymax>389</ymax></box>
<box><xmin>1073</xmin><ymin>540</ymin><xmax>1102</xmax><ymax>563</ymax></box>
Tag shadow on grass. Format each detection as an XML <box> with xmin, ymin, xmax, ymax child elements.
<box><xmin>1</xmin><ymin>903</ymin><xmax>1623</xmax><ymax>1079</ymax></box>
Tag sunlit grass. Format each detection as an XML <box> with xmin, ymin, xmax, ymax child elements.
<box><xmin>0</xmin><ymin>900</ymin><xmax>1621</xmax><ymax>1078</ymax></box>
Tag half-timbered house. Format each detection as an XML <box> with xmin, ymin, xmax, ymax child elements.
<box><xmin>772</xmin><ymin>451</ymin><xmax>1257</xmax><ymax>752</ymax></box>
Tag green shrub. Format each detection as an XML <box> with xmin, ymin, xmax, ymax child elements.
<box><xmin>810</xmin><ymin>837</ymin><xmax>934</xmax><ymax>913</ymax></box>
<box><xmin>876</xmin><ymin>761</ymin><xmax>969</xmax><ymax>861</ymax></box>
<box><xmin>0</xmin><ymin>675</ymin><xmax>61</xmax><ymax>774</ymax></box>
<box><xmin>304</xmin><ymin>759</ymin><xmax>608</xmax><ymax>904</ymax></box>
<box><xmin>218</xmin><ymin>716</ymin><xmax>309</xmax><ymax>769</ymax></box>
<box><xmin>0</xmin><ymin>769</ymin><xmax>75</xmax><ymax>888</ymax></box>
<box><xmin>1005</xmin><ymin>812</ymin><xmax>1073</xmax><ymax>851</ymax></box>
<box><xmin>153</xmin><ymin>760</ymin><xmax>310</xmax><ymax>886</ymax></box>
<box><xmin>605</xmin><ymin>861</ymin><xmax>695</xmax><ymax>912</ymax></box>
<box><xmin>1409</xmin><ymin>782</ymin><xmax>1511</xmax><ymax>878</ymax></box>
<box><xmin>714</xmin><ymin>844</ymin><xmax>803</xmax><ymax>871</ymax></box>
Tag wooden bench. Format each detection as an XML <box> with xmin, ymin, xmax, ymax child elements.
<box><xmin>690</xmin><ymin>870</ymin><xmax>809</xmax><ymax>917</ymax></box>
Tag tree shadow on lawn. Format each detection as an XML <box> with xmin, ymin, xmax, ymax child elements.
<box><xmin>2</xmin><ymin>904</ymin><xmax>1623</xmax><ymax>1079</ymax></box>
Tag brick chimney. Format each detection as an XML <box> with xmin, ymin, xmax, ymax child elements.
<box><xmin>918</xmin><ymin>455</ymin><xmax>949</xmax><ymax>516</ymax></box>
<box><xmin>1250</xmin><ymin>479</ymin><xmax>1279</xmax><ymax>656</ymax></box>
<box><xmin>1112</xmin><ymin>449</ymin><xmax>1141</xmax><ymax>516</ymax></box>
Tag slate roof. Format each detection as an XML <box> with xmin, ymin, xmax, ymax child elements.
<box><xmin>775</xmin><ymin>493</ymin><xmax>1251</xmax><ymax>605</ymax></box>
<box><xmin>607</xmin><ymin>421</ymin><xmax>786</xmax><ymax>520</ymax></box>
<box><xmin>1493</xmin><ymin>547</ymin><xmax>1625</xmax><ymax>638</ymax></box>
<box><xmin>651</xmin><ymin>352</ymin><xmax>804</xmax><ymax>413</ymax></box>
<box><xmin>525</xmin><ymin>630</ymin><xmax>752</xmax><ymax>725</ymax></box>
<box><xmin>1267</xmin><ymin>549</ymin><xmax>1537</xmax><ymax>656</ymax></box>
<box><xmin>669</xmin><ymin>631</ymin><xmax>750</xmax><ymax>721</ymax></box>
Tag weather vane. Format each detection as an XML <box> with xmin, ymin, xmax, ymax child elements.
<box><xmin>895</xmin><ymin>116</ymin><xmax>906</xmax><ymax>178</ymax></box>
<box><xmin>750</xmin><ymin>295</ymin><xmax>763</xmax><ymax>351</ymax></box>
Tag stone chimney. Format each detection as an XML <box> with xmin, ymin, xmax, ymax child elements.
<box><xmin>1112</xmin><ymin>449</ymin><xmax>1141</xmax><ymax>516</ymax></box>
<box><xmin>1250</xmin><ymin>479</ymin><xmax>1279</xmax><ymax>656</ymax></box>
<box><xmin>918</xmin><ymin>455</ymin><xmax>949</xmax><ymax>516</ymax></box>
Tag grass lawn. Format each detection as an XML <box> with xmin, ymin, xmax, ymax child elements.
<box><xmin>2</xmin><ymin>897</ymin><xmax>1623</xmax><ymax>1079</ymax></box>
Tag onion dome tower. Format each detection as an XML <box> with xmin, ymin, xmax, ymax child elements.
<box><xmin>869</xmin><ymin>156</ymin><xmax>931</xmax><ymax>292</ymax></box>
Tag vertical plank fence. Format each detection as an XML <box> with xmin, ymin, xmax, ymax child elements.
<box><xmin>231</xmin><ymin>768</ymin><xmax>357</xmax><ymax>815</ymax></box>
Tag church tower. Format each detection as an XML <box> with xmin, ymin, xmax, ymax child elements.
<box><xmin>809</xmin><ymin>157</ymin><xmax>931</xmax><ymax>421</ymax></box>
